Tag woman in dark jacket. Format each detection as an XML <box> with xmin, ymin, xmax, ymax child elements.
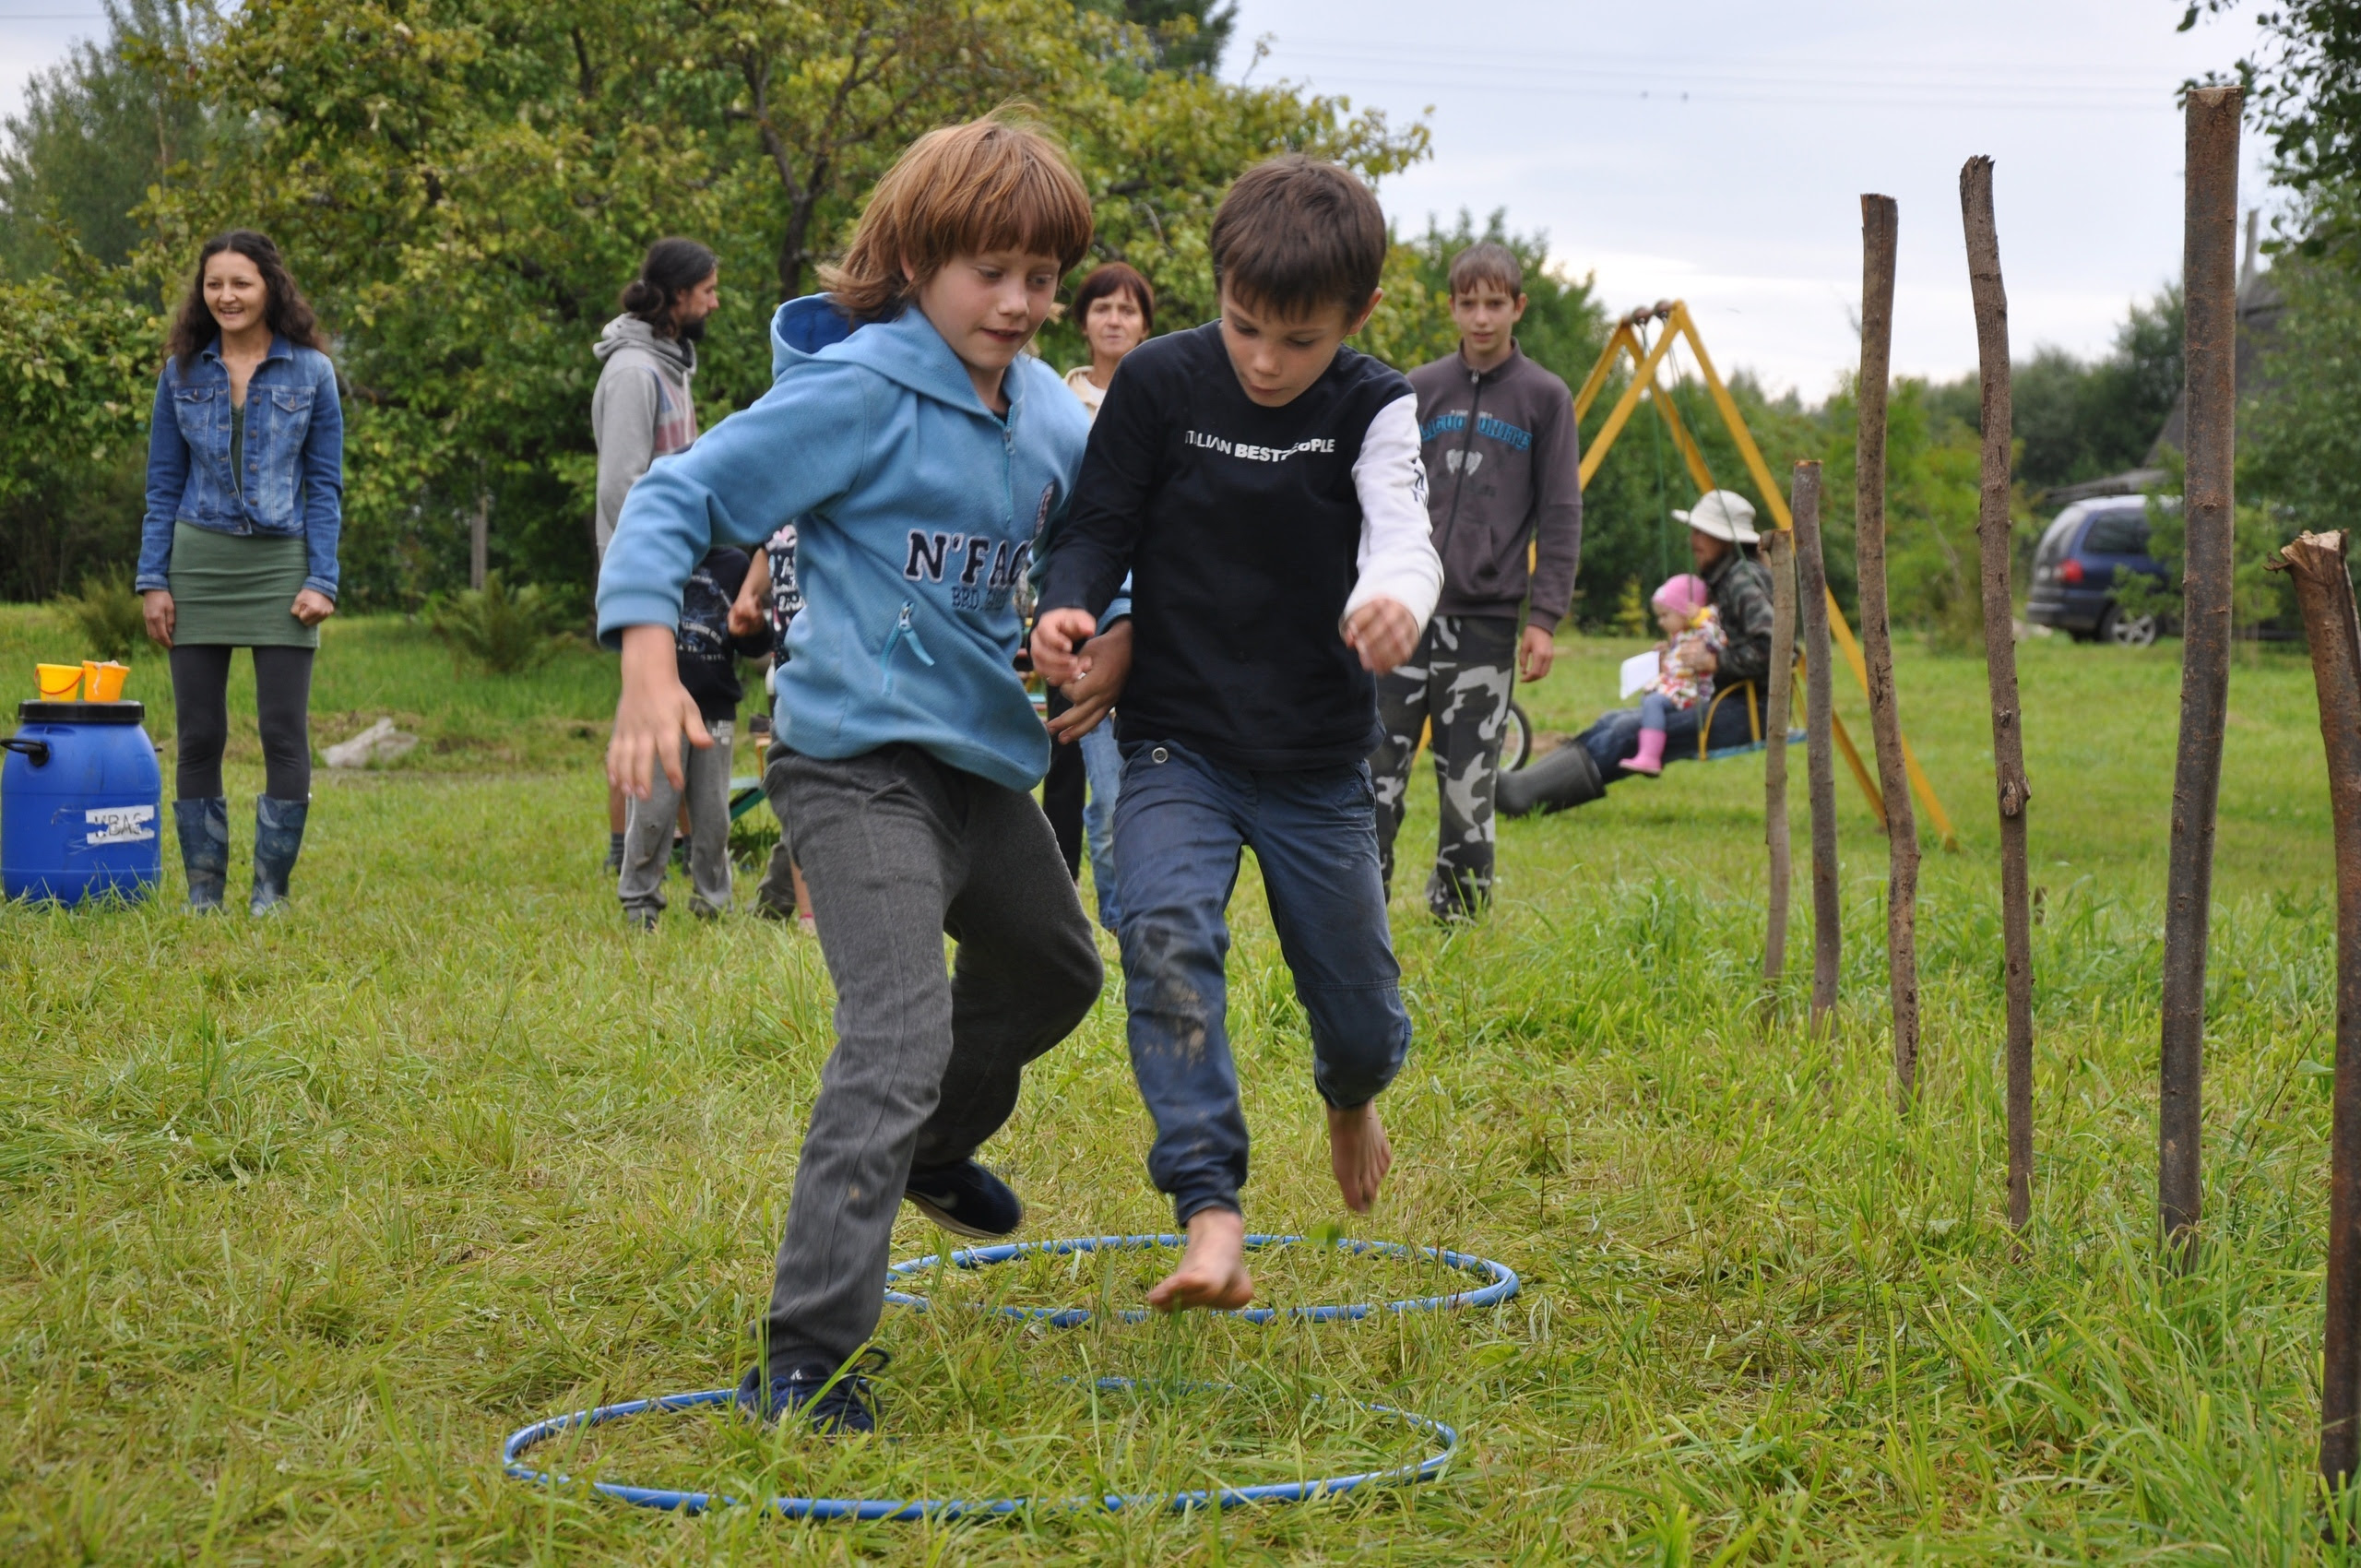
<box><xmin>136</xmin><ymin>229</ymin><xmax>344</xmax><ymax>914</ymax></box>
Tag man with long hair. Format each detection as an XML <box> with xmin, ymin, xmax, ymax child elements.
<box><xmin>592</xmin><ymin>237</ymin><xmax>720</xmax><ymax>870</ymax></box>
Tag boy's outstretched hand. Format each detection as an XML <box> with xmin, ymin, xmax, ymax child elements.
<box><xmin>1343</xmin><ymin>598</ymin><xmax>1418</xmax><ymax>677</ymax></box>
<box><xmin>1030</xmin><ymin>607</ymin><xmax>1097</xmax><ymax>687</ymax></box>
<box><xmin>609</xmin><ymin>623</ymin><xmax>710</xmax><ymax>799</ymax></box>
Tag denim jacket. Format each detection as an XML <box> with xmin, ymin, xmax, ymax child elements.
<box><xmin>137</xmin><ymin>336</ymin><xmax>345</xmax><ymax>600</ymax></box>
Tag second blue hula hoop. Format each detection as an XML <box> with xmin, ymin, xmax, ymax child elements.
<box><xmin>501</xmin><ymin>1377</ymin><xmax>1458</xmax><ymax>1520</ymax></box>
<box><xmin>883</xmin><ymin>1232</ymin><xmax>1519</xmax><ymax>1326</ymax></box>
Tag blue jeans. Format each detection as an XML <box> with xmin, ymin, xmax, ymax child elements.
<box><xmin>1111</xmin><ymin>740</ymin><xmax>1413</xmax><ymax>1225</ymax></box>
<box><xmin>1580</xmin><ymin>689</ymin><xmax>1759</xmax><ymax>786</ymax></box>
<box><xmin>1080</xmin><ymin>722</ymin><xmax>1122</xmax><ymax>932</ymax></box>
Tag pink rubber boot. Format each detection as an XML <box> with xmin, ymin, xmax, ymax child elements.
<box><xmin>1621</xmin><ymin>726</ymin><xmax>1667</xmax><ymax>776</ymax></box>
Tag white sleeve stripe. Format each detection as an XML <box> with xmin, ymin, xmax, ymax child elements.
<box><xmin>1345</xmin><ymin>393</ymin><xmax>1443</xmax><ymax>632</ymax></box>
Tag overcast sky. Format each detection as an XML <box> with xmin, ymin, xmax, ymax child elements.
<box><xmin>5</xmin><ymin>1</ymin><xmax>2273</xmax><ymax>398</ymax></box>
<box><xmin>1228</xmin><ymin>0</ymin><xmax>2274</xmax><ymax>397</ymax></box>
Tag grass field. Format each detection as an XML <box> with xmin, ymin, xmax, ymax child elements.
<box><xmin>0</xmin><ymin>604</ymin><xmax>2344</xmax><ymax>1562</ymax></box>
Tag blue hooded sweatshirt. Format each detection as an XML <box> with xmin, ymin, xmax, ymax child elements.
<box><xmin>598</xmin><ymin>296</ymin><xmax>1091</xmax><ymax>791</ymax></box>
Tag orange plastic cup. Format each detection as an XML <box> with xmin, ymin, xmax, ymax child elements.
<box><xmin>36</xmin><ymin>663</ymin><xmax>83</xmax><ymax>701</ymax></box>
<box><xmin>86</xmin><ymin>661</ymin><xmax>130</xmax><ymax>701</ymax></box>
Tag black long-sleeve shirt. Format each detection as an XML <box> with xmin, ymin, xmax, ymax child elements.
<box><xmin>1038</xmin><ymin>324</ymin><xmax>1442</xmax><ymax>771</ymax></box>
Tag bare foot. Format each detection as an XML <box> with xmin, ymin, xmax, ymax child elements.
<box><xmin>1328</xmin><ymin>1100</ymin><xmax>1393</xmax><ymax>1214</ymax></box>
<box><xmin>1146</xmin><ymin>1208</ymin><xmax>1254</xmax><ymax>1312</ymax></box>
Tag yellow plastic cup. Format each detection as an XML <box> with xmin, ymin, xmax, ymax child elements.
<box><xmin>36</xmin><ymin>663</ymin><xmax>83</xmax><ymax>701</ymax></box>
<box><xmin>86</xmin><ymin>661</ymin><xmax>130</xmax><ymax>702</ymax></box>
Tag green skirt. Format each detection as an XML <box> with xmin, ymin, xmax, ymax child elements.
<box><xmin>168</xmin><ymin>521</ymin><xmax>317</xmax><ymax>648</ymax></box>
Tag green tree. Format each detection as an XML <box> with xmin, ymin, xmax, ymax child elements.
<box><xmin>0</xmin><ymin>246</ymin><xmax>162</xmax><ymax>600</ymax></box>
<box><xmin>1923</xmin><ymin>285</ymin><xmax>2183</xmax><ymax>494</ymax></box>
<box><xmin>2186</xmin><ymin>0</ymin><xmax>2361</xmax><ymax>254</ymax></box>
<box><xmin>1074</xmin><ymin>0</ymin><xmax>1235</xmax><ymax>73</ymax></box>
<box><xmin>2245</xmin><ymin>256</ymin><xmax>2361</xmax><ymax>540</ymax></box>
<box><xmin>85</xmin><ymin>0</ymin><xmax>1424</xmax><ymax>608</ymax></box>
<box><xmin>0</xmin><ymin>0</ymin><xmax>216</xmax><ymax>279</ymax></box>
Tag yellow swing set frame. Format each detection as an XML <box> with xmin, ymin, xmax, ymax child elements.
<box><xmin>1573</xmin><ymin>300</ymin><xmax>1956</xmax><ymax>849</ymax></box>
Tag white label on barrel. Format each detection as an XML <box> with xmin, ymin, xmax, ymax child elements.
<box><xmin>85</xmin><ymin>804</ymin><xmax>158</xmax><ymax>845</ymax></box>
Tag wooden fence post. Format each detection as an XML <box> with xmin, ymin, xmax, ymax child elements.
<box><xmin>1961</xmin><ymin>155</ymin><xmax>2036</xmax><ymax>1235</ymax></box>
<box><xmin>2271</xmin><ymin>532</ymin><xmax>2361</xmax><ymax>1516</ymax></box>
<box><xmin>1764</xmin><ymin>527</ymin><xmax>1797</xmax><ymax>1004</ymax></box>
<box><xmin>1792</xmin><ymin>461</ymin><xmax>1841</xmax><ymax>1031</ymax></box>
<box><xmin>469</xmin><ymin>494</ymin><xmax>491</xmax><ymax>592</ymax></box>
<box><xmin>1857</xmin><ymin>192</ymin><xmax>1921</xmax><ymax>1107</ymax></box>
<box><xmin>2159</xmin><ymin>84</ymin><xmax>2243</xmax><ymax>1261</ymax></box>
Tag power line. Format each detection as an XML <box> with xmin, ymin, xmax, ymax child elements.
<box><xmin>1254</xmin><ymin>40</ymin><xmax>2199</xmax><ymax>114</ymax></box>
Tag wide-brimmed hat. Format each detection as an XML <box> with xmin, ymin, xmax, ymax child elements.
<box><xmin>1673</xmin><ymin>489</ymin><xmax>1760</xmax><ymax>544</ymax></box>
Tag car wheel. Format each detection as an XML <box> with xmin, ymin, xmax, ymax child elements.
<box><xmin>2098</xmin><ymin>603</ymin><xmax>2159</xmax><ymax>648</ymax></box>
<box><xmin>1501</xmin><ymin>701</ymin><xmax>1532</xmax><ymax>772</ymax></box>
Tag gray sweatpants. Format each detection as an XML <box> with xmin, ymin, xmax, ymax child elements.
<box><xmin>620</xmin><ymin>719</ymin><xmax>735</xmax><ymax>920</ymax></box>
<box><xmin>758</xmin><ymin>743</ymin><xmax>1102</xmax><ymax>1373</ymax></box>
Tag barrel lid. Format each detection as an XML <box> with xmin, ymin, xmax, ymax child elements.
<box><xmin>18</xmin><ymin>700</ymin><xmax>145</xmax><ymax>725</ymax></box>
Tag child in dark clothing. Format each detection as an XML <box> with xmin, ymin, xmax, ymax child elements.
<box><xmin>1034</xmin><ymin>156</ymin><xmax>1442</xmax><ymax>1313</ymax></box>
<box><xmin>617</xmin><ymin>546</ymin><xmax>769</xmax><ymax>926</ymax></box>
<box><xmin>728</xmin><ymin>523</ymin><xmax>818</xmax><ymax>929</ymax></box>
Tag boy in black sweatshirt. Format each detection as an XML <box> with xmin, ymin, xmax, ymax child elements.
<box><xmin>1034</xmin><ymin>157</ymin><xmax>1442</xmax><ymax>1310</ymax></box>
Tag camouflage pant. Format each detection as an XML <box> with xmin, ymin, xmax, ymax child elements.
<box><xmin>1370</xmin><ymin>614</ymin><xmax>1520</xmax><ymax>920</ymax></box>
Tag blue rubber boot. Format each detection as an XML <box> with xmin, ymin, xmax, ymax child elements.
<box><xmin>250</xmin><ymin>795</ymin><xmax>309</xmax><ymax>916</ymax></box>
<box><xmin>172</xmin><ymin>797</ymin><xmax>229</xmax><ymax>912</ymax></box>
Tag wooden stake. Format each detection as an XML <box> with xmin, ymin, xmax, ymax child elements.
<box><xmin>2269</xmin><ymin>531</ymin><xmax>2361</xmax><ymax>1513</ymax></box>
<box><xmin>1763</xmin><ymin>527</ymin><xmax>1797</xmax><ymax>1004</ymax></box>
<box><xmin>1961</xmin><ymin>155</ymin><xmax>2036</xmax><ymax>1236</ymax></box>
<box><xmin>2159</xmin><ymin>85</ymin><xmax>2243</xmax><ymax>1261</ymax></box>
<box><xmin>1792</xmin><ymin>461</ymin><xmax>1841</xmax><ymax>1030</ymax></box>
<box><xmin>1856</xmin><ymin>192</ymin><xmax>1920</xmax><ymax>1107</ymax></box>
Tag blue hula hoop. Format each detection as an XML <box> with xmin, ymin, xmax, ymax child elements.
<box><xmin>501</xmin><ymin>1377</ymin><xmax>1457</xmax><ymax>1520</ymax></box>
<box><xmin>883</xmin><ymin>1232</ymin><xmax>1519</xmax><ymax>1326</ymax></box>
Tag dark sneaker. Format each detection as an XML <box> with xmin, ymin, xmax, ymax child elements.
<box><xmin>904</xmin><ymin>1159</ymin><xmax>1024</xmax><ymax>1239</ymax></box>
<box><xmin>736</xmin><ymin>1348</ymin><xmax>888</xmax><ymax>1434</ymax></box>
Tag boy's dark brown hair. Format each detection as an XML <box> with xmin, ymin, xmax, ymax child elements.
<box><xmin>823</xmin><ymin>109</ymin><xmax>1094</xmax><ymax>325</ymax></box>
<box><xmin>1209</xmin><ymin>155</ymin><xmax>1387</xmax><ymax>320</ymax></box>
<box><xmin>1070</xmin><ymin>261</ymin><xmax>1155</xmax><ymax>334</ymax></box>
<box><xmin>1447</xmin><ymin>242</ymin><xmax>1523</xmax><ymax>300</ymax></box>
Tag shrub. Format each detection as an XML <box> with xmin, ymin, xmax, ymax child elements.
<box><xmin>53</xmin><ymin>567</ymin><xmax>145</xmax><ymax>661</ymax></box>
<box><xmin>425</xmin><ymin>573</ymin><xmax>575</xmax><ymax>674</ymax></box>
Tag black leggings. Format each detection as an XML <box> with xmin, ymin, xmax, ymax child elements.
<box><xmin>170</xmin><ymin>644</ymin><xmax>314</xmax><ymax>801</ymax></box>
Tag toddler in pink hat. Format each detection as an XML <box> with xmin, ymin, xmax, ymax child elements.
<box><xmin>1623</xmin><ymin>573</ymin><xmax>1723</xmax><ymax>776</ymax></box>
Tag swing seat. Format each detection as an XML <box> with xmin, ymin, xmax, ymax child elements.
<box><xmin>1696</xmin><ymin>679</ymin><xmax>1804</xmax><ymax>761</ymax></box>
<box><xmin>729</xmin><ymin>776</ymin><xmax>766</xmax><ymax>824</ymax></box>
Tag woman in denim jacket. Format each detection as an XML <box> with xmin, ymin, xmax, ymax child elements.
<box><xmin>136</xmin><ymin>230</ymin><xmax>343</xmax><ymax>915</ymax></box>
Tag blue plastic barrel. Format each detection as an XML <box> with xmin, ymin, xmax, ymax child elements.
<box><xmin>3</xmin><ymin>699</ymin><xmax>164</xmax><ymax>905</ymax></box>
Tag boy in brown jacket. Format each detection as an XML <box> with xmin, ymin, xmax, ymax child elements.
<box><xmin>1371</xmin><ymin>242</ymin><xmax>1583</xmax><ymax>919</ymax></box>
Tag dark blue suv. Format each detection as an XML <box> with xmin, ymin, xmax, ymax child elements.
<box><xmin>2027</xmin><ymin>498</ymin><xmax>2172</xmax><ymax>647</ymax></box>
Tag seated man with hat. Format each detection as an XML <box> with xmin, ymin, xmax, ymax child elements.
<box><xmin>1499</xmin><ymin>489</ymin><xmax>1776</xmax><ymax>816</ymax></box>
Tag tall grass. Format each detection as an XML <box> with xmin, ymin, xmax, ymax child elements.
<box><xmin>0</xmin><ymin>609</ymin><xmax>2344</xmax><ymax>1562</ymax></box>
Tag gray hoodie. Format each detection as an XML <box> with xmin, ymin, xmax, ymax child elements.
<box><xmin>1406</xmin><ymin>343</ymin><xmax>1583</xmax><ymax>631</ymax></box>
<box><xmin>590</xmin><ymin>314</ymin><xmax>698</xmax><ymax>560</ymax></box>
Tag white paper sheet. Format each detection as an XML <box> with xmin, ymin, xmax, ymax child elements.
<box><xmin>1619</xmin><ymin>650</ymin><xmax>1660</xmax><ymax>700</ymax></box>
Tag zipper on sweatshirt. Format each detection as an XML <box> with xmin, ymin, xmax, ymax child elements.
<box><xmin>1431</xmin><ymin>365</ymin><xmax>1488</xmax><ymax>575</ymax></box>
<box><xmin>880</xmin><ymin>601</ymin><xmax>936</xmax><ymax>695</ymax></box>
